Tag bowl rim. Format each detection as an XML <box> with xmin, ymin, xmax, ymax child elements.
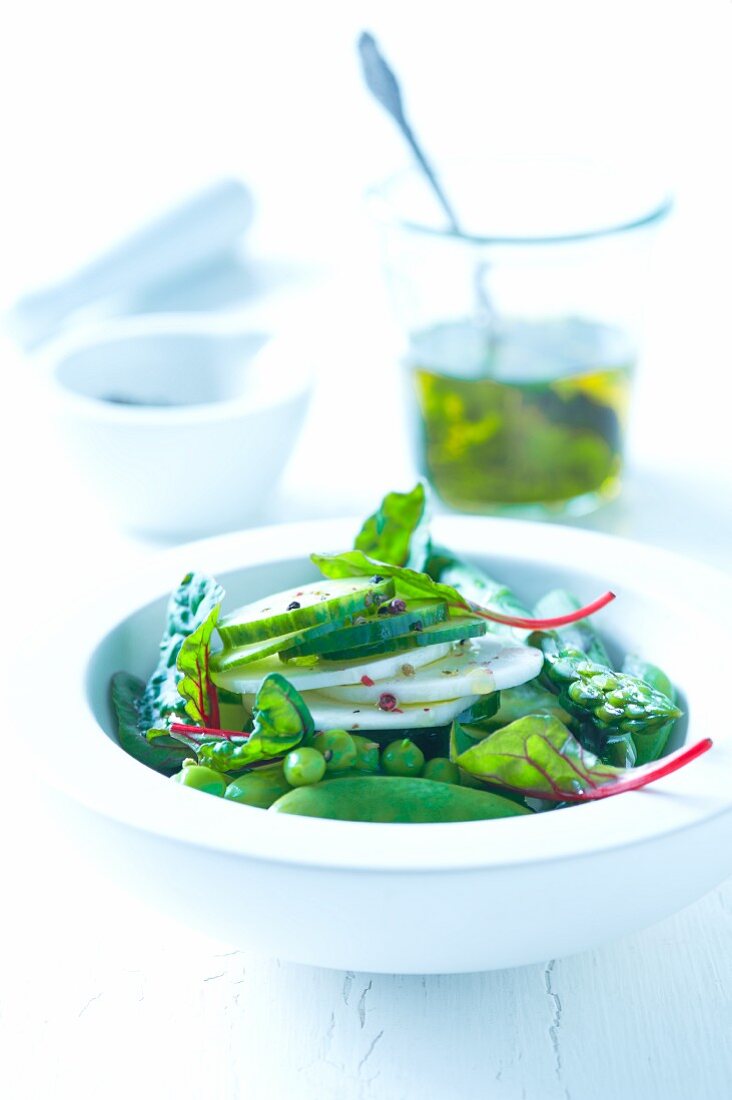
<box><xmin>16</xmin><ymin>516</ymin><xmax>732</xmax><ymax>873</ymax></box>
<box><xmin>39</xmin><ymin>313</ymin><xmax>313</xmax><ymax>426</ymax></box>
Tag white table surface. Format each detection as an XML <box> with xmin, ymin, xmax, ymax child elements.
<box><xmin>1</xmin><ymin>255</ymin><xmax>730</xmax><ymax>1100</ymax></box>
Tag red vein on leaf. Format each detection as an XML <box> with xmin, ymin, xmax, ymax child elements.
<box><xmin>556</xmin><ymin>738</ymin><xmax>713</xmax><ymax>801</ymax></box>
<box><xmin>464</xmin><ymin>590</ymin><xmax>616</xmax><ymax>630</ymax></box>
<box><xmin>170</xmin><ymin>722</ymin><xmax>249</xmax><ymax>742</ymax></box>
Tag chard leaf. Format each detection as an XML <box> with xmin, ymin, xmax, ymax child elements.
<box><xmin>177</xmin><ymin>603</ymin><xmax>221</xmax><ymax>726</ymax></box>
<box><xmin>312</xmin><ymin>550</ymin><xmax>470</xmax><ymax>612</ymax></box>
<box><xmin>354</xmin><ymin>482</ymin><xmax>431</xmax><ymax>570</ymax></box>
<box><xmin>456</xmin><ymin>713</ymin><xmax>711</xmax><ymax>802</ymax></box>
<box><xmin>190</xmin><ymin>673</ymin><xmax>314</xmax><ymax>771</ymax></box>
<box><xmin>139</xmin><ymin>572</ymin><xmax>225</xmax><ymax>737</ymax></box>
<box><xmin>111</xmin><ymin>672</ymin><xmax>189</xmax><ymax>775</ymax></box>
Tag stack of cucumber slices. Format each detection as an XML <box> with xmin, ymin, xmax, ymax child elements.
<box><xmin>211</xmin><ymin>577</ymin><xmax>543</xmax><ymax>733</ymax></box>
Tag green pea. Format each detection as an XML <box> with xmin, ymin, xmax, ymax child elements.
<box><xmin>284</xmin><ymin>747</ymin><xmax>327</xmax><ymax>787</ymax></box>
<box><xmin>312</xmin><ymin>729</ymin><xmax>357</xmax><ymax>772</ymax></box>
<box><xmin>225</xmin><ymin>766</ymin><xmax>292</xmax><ymax>808</ymax></box>
<box><xmin>350</xmin><ymin>734</ymin><xmax>380</xmax><ymax>774</ymax></box>
<box><xmin>421</xmin><ymin>757</ymin><xmax>460</xmax><ymax>785</ymax></box>
<box><xmin>171</xmin><ymin>762</ymin><xmax>227</xmax><ymax>797</ymax></box>
<box><xmin>382</xmin><ymin>738</ymin><xmax>425</xmax><ymax>778</ymax></box>
<box><xmin>269</xmin><ymin>776</ymin><xmax>530</xmax><ymax>822</ymax></box>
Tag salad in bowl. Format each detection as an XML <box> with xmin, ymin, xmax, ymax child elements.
<box><xmin>111</xmin><ymin>484</ymin><xmax>704</xmax><ymax>824</ymax></box>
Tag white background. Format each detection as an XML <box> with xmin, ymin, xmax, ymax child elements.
<box><xmin>0</xmin><ymin>2</ymin><xmax>731</xmax><ymax>1098</ymax></box>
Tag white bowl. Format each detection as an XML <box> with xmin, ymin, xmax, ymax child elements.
<box><xmin>44</xmin><ymin>314</ymin><xmax>313</xmax><ymax>538</ymax></box>
<box><xmin>16</xmin><ymin>517</ymin><xmax>732</xmax><ymax>973</ymax></box>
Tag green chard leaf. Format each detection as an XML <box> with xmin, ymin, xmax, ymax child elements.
<box><xmin>312</xmin><ymin>549</ymin><xmax>470</xmax><ymax>611</ymax></box>
<box><xmin>190</xmin><ymin>673</ymin><xmax>314</xmax><ymax>773</ymax></box>
<box><xmin>456</xmin><ymin>714</ymin><xmax>709</xmax><ymax>802</ymax></box>
<box><xmin>177</xmin><ymin>603</ymin><xmax>222</xmax><ymax>726</ymax></box>
<box><xmin>354</xmin><ymin>482</ymin><xmax>432</xmax><ymax>570</ymax></box>
<box><xmin>111</xmin><ymin>572</ymin><xmax>225</xmax><ymax>773</ymax></box>
<box><xmin>139</xmin><ymin>571</ymin><xmax>225</xmax><ymax>737</ymax></box>
<box><xmin>110</xmin><ymin>672</ymin><xmax>189</xmax><ymax>775</ymax></box>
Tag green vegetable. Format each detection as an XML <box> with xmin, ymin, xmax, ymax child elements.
<box><xmin>110</xmin><ymin>672</ymin><xmax>189</xmax><ymax>775</ymax></box>
<box><xmin>224</xmin><ymin>765</ymin><xmax>292</xmax><ymax>808</ymax></box>
<box><xmin>534</xmin><ymin>589</ymin><xmax>611</xmax><ymax>666</ymax></box>
<box><xmin>350</xmin><ymin>734</ymin><xmax>381</xmax><ymax>773</ymax></box>
<box><xmin>456</xmin><ymin>713</ymin><xmax>707</xmax><ymax>802</ymax></box>
<box><xmin>269</xmin><ymin>775</ymin><xmax>531</xmax><ymax>822</ymax></box>
<box><xmin>139</xmin><ymin>572</ymin><xmax>224</xmax><ymax>738</ymax></box>
<box><xmin>176</xmin><ymin>602</ymin><xmax>222</xmax><ymax>726</ymax></box>
<box><xmin>218</xmin><ymin>577</ymin><xmax>396</xmax><ymax>647</ymax></box>
<box><xmin>354</xmin><ymin>482</ymin><xmax>431</xmax><ymax>570</ymax></box>
<box><xmin>421</xmin><ymin>757</ymin><xmax>460</xmax><ymax>785</ymax></box>
<box><xmin>427</xmin><ymin>550</ymin><xmax>531</xmax><ymax>638</ymax></box>
<box><xmin>211</xmin><ymin>619</ymin><xmax>343</xmax><ymax>671</ymax></box>
<box><xmin>621</xmin><ymin>655</ymin><xmax>679</xmax><ymax>764</ymax></box>
<box><xmin>311</xmin><ymin>729</ymin><xmax>358</xmax><ymax>772</ymax></box>
<box><xmin>280</xmin><ymin>598</ymin><xmax>449</xmax><ymax>658</ymax></box>
<box><xmin>382</xmin><ymin>738</ymin><xmax>425</xmax><ymax>777</ymax></box>
<box><xmin>171</xmin><ymin>761</ymin><xmax>227</xmax><ymax>796</ymax></box>
<box><xmin>186</xmin><ymin>673</ymin><xmax>315</xmax><ymax>774</ymax></box>
<box><xmin>283</xmin><ymin>747</ymin><xmax>327</xmax><ymax>786</ymax></box>
<box><xmin>319</xmin><ymin>614</ymin><xmax>486</xmax><ymax>661</ymax></box>
<box><xmin>484</xmin><ymin>679</ymin><xmax>573</xmax><ymax>729</ymax></box>
<box><xmin>313</xmin><ymin>549</ymin><xmax>472</xmax><ymax>614</ymax></box>
<box><xmin>542</xmin><ymin>644</ymin><xmax>681</xmax><ymax>738</ymax></box>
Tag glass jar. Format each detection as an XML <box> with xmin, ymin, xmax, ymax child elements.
<box><xmin>371</xmin><ymin>157</ymin><xmax>670</xmax><ymax>516</ymax></box>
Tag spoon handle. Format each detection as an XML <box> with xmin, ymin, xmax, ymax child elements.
<box><xmin>358</xmin><ymin>32</ymin><xmax>461</xmax><ymax>234</ymax></box>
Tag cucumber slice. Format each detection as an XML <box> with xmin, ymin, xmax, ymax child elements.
<box><xmin>320</xmin><ymin>615</ymin><xmax>487</xmax><ymax>661</ymax></box>
<box><xmin>293</xmin><ymin>691</ymin><xmax>481</xmax><ymax>731</ymax></box>
<box><xmin>218</xmin><ymin>576</ymin><xmax>396</xmax><ymax>646</ymax></box>
<box><xmin>280</xmin><ymin>599</ymin><xmax>449</xmax><ymax>659</ymax></box>
<box><xmin>212</xmin><ymin>617</ymin><xmax>342</xmax><ymax>672</ymax></box>
<box><xmin>211</xmin><ymin>641</ymin><xmax>454</xmax><ymax>695</ymax></box>
<box><xmin>319</xmin><ymin>636</ymin><xmax>543</xmax><ymax>704</ymax></box>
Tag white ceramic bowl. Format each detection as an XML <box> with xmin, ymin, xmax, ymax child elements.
<box><xmin>17</xmin><ymin>517</ymin><xmax>732</xmax><ymax>973</ymax></box>
<box><xmin>43</xmin><ymin>314</ymin><xmax>313</xmax><ymax>538</ymax></box>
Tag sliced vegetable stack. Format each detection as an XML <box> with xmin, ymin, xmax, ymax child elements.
<box><xmin>110</xmin><ymin>482</ymin><xmax>708</xmax><ymax>825</ymax></box>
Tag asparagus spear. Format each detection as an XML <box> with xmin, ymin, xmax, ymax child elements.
<box><xmin>541</xmin><ymin>643</ymin><xmax>682</xmax><ymax>738</ymax></box>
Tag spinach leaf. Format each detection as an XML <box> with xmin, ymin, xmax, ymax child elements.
<box><xmin>110</xmin><ymin>672</ymin><xmax>189</xmax><ymax>775</ymax></box>
<box><xmin>354</xmin><ymin>482</ymin><xmax>431</xmax><ymax>569</ymax></box>
<box><xmin>139</xmin><ymin>572</ymin><xmax>225</xmax><ymax>737</ymax></box>
<box><xmin>456</xmin><ymin>713</ymin><xmax>709</xmax><ymax>802</ymax></box>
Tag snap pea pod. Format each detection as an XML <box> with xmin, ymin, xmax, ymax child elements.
<box><xmin>542</xmin><ymin>644</ymin><xmax>682</xmax><ymax>738</ymax></box>
<box><xmin>534</xmin><ymin>589</ymin><xmax>612</xmax><ymax>667</ymax></box>
<box><xmin>269</xmin><ymin>776</ymin><xmax>530</xmax><ymax>822</ymax></box>
<box><xmin>621</xmin><ymin>655</ymin><xmax>679</xmax><ymax>765</ymax></box>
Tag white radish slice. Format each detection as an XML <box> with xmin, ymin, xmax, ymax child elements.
<box><xmin>212</xmin><ymin>641</ymin><xmax>453</xmax><ymax>694</ymax></box>
<box><xmin>282</xmin><ymin>692</ymin><xmax>481</xmax><ymax>731</ymax></box>
<box><xmin>318</xmin><ymin>636</ymin><xmax>543</xmax><ymax>705</ymax></box>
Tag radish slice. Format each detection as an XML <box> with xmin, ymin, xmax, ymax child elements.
<box><xmin>212</xmin><ymin>640</ymin><xmax>453</xmax><ymax>694</ymax></box>
<box><xmin>270</xmin><ymin>691</ymin><xmax>481</xmax><ymax>731</ymax></box>
<box><xmin>318</xmin><ymin>636</ymin><xmax>543</xmax><ymax>705</ymax></box>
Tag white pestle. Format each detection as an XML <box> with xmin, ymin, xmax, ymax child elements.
<box><xmin>7</xmin><ymin>178</ymin><xmax>253</xmax><ymax>348</ymax></box>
